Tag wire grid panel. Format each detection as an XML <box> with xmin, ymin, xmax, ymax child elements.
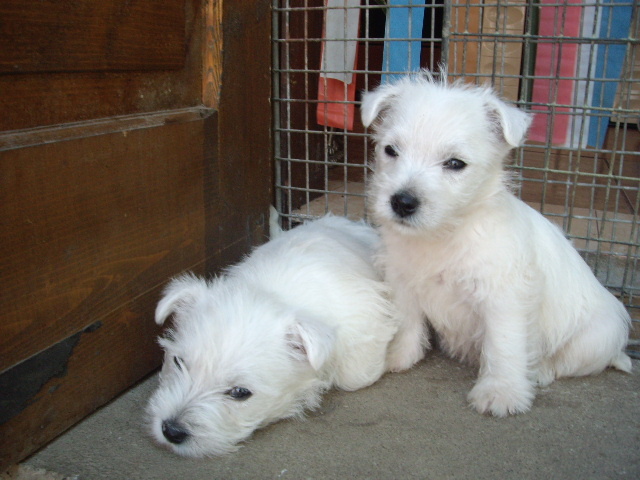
<box><xmin>271</xmin><ymin>1</ymin><xmax>640</xmax><ymax>321</ymax></box>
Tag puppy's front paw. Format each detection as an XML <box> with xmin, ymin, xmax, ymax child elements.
<box><xmin>468</xmin><ymin>377</ymin><xmax>534</xmax><ymax>417</ymax></box>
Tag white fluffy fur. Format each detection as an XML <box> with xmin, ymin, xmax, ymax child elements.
<box><xmin>361</xmin><ymin>71</ymin><xmax>632</xmax><ymax>417</ymax></box>
<box><xmin>147</xmin><ymin>215</ymin><xmax>398</xmax><ymax>456</ymax></box>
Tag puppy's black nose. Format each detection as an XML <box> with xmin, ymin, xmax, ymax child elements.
<box><xmin>391</xmin><ymin>191</ymin><xmax>420</xmax><ymax>218</ymax></box>
<box><xmin>162</xmin><ymin>419</ymin><xmax>189</xmax><ymax>444</ymax></box>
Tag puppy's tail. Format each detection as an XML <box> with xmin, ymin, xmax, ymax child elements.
<box><xmin>611</xmin><ymin>351</ymin><xmax>632</xmax><ymax>373</ymax></box>
<box><xmin>155</xmin><ymin>274</ymin><xmax>209</xmax><ymax>325</ymax></box>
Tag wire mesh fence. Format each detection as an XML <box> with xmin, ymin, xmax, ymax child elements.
<box><xmin>271</xmin><ymin>0</ymin><xmax>640</xmax><ymax>333</ymax></box>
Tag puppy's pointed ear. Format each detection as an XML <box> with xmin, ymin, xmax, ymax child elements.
<box><xmin>288</xmin><ymin>315</ymin><xmax>337</xmax><ymax>371</ymax></box>
<box><xmin>155</xmin><ymin>274</ymin><xmax>208</xmax><ymax>325</ymax></box>
<box><xmin>484</xmin><ymin>94</ymin><xmax>532</xmax><ymax>148</ymax></box>
<box><xmin>360</xmin><ymin>84</ymin><xmax>398</xmax><ymax>128</ymax></box>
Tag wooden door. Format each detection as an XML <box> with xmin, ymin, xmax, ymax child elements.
<box><xmin>0</xmin><ymin>0</ymin><xmax>272</xmax><ymax>467</ymax></box>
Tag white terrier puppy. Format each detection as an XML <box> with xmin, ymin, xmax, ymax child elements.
<box><xmin>361</xmin><ymin>71</ymin><xmax>632</xmax><ymax>417</ymax></box>
<box><xmin>147</xmin><ymin>215</ymin><xmax>397</xmax><ymax>456</ymax></box>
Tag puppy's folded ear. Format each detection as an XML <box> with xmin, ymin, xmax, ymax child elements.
<box><xmin>288</xmin><ymin>315</ymin><xmax>337</xmax><ymax>371</ymax></box>
<box><xmin>360</xmin><ymin>84</ymin><xmax>398</xmax><ymax>127</ymax></box>
<box><xmin>155</xmin><ymin>274</ymin><xmax>209</xmax><ymax>325</ymax></box>
<box><xmin>484</xmin><ymin>94</ymin><xmax>532</xmax><ymax>148</ymax></box>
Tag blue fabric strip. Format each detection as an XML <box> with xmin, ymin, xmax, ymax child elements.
<box><xmin>587</xmin><ymin>0</ymin><xmax>632</xmax><ymax>148</ymax></box>
<box><xmin>381</xmin><ymin>0</ymin><xmax>426</xmax><ymax>84</ymax></box>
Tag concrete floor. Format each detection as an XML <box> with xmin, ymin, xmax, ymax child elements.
<box><xmin>22</xmin><ymin>352</ymin><xmax>640</xmax><ymax>480</ymax></box>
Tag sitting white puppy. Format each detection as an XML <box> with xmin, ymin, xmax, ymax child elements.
<box><xmin>360</xmin><ymin>71</ymin><xmax>632</xmax><ymax>417</ymax></box>
<box><xmin>147</xmin><ymin>215</ymin><xmax>397</xmax><ymax>456</ymax></box>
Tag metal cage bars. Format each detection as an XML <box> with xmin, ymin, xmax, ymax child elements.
<box><xmin>272</xmin><ymin>1</ymin><xmax>640</xmax><ymax>320</ymax></box>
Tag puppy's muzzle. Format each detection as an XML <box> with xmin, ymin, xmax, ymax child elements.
<box><xmin>162</xmin><ymin>419</ymin><xmax>189</xmax><ymax>444</ymax></box>
<box><xmin>390</xmin><ymin>191</ymin><xmax>420</xmax><ymax>218</ymax></box>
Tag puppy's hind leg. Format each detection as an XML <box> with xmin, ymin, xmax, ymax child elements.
<box><xmin>551</xmin><ymin>303</ymin><xmax>632</xmax><ymax>379</ymax></box>
<box><xmin>385</xmin><ymin>286</ymin><xmax>430</xmax><ymax>372</ymax></box>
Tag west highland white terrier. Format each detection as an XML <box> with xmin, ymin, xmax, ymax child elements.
<box><xmin>147</xmin><ymin>215</ymin><xmax>398</xmax><ymax>456</ymax></box>
<box><xmin>360</xmin><ymin>71</ymin><xmax>632</xmax><ymax>417</ymax></box>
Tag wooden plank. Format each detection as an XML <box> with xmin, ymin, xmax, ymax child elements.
<box><xmin>0</xmin><ymin>0</ymin><xmax>185</xmax><ymax>73</ymax></box>
<box><xmin>0</xmin><ymin>117</ymin><xmax>209</xmax><ymax>372</ymax></box>
<box><xmin>0</xmin><ymin>107</ymin><xmax>213</xmax><ymax>152</ymax></box>
<box><xmin>203</xmin><ymin>0</ymin><xmax>223</xmax><ymax>109</ymax></box>
<box><xmin>0</xmin><ymin>69</ymin><xmax>203</xmax><ymax>132</ymax></box>
<box><xmin>214</xmin><ymin>0</ymin><xmax>273</xmax><ymax>244</ymax></box>
<box><xmin>0</xmin><ymin>1</ymin><xmax>202</xmax><ymax>132</ymax></box>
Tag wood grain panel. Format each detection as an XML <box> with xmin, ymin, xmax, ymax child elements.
<box><xmin>0</xmin><ymin>0</ymin><xmax>202</xmax><ymax>132</ymax></box>
<box><xmin>0</xmin><ymin>107</ymin><xmax>212</xmax><ymax>152</ymax></box>
<box><xmin>212</xmin><ymin>0</ymin><xmax>273</xmax><ymax>252</ymax></box>
<box><xmin>0</xmin><ymin>0</ymin><xmax>185</xmax><ymax>73</ymax></box>
<box><xmin>0</xmin><ymin>115</ymin><xmax>209</xmax><ymax>372</ymax></box>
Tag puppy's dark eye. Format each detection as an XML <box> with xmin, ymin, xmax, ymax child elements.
<box><xmin>226</xmin><ymin>386</ymin><xmax>252</xmax><ymax>401</ymax></box>
<box><xmin>443</xmin><ymin>158</ymin><xmax>467</xmax><ymax>170</ymax></box>
<box><xmin>384</xmin><ymin>145</ymin><xmax>399</xmax><ymax>158</ymax></box>
<box><xmin>173</xmin><ymin>356</ymin><xmax>184</xmax><ymax>371</ymax></box>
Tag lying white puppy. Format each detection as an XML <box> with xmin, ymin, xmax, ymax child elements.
<box><xmin>361</xmin><ymin>71</ymin><xmax>632</xmax><ymax>417</ymax></box>
<box><xmin>147</xmin><ymin>215</ymin><xmax>397</xmax><ymax>456</ymax></box>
